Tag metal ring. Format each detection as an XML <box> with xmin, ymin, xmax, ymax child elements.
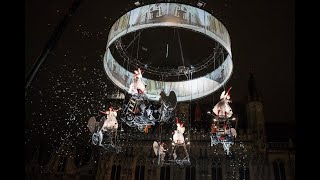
<box><xmin>104</xmin><ymin>3</ymin><xmax>233</xmax><ymax>101</ymax></box>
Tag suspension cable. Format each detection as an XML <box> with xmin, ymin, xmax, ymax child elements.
<box><xmin>188</xmin><ymin>70</ymin><xmax>192</xmax><ymax>154</ymax></box>
<box><xmin>124</xmin><ymin>30</ymin><xmax>141</xmax><ymax>51</ymax></box>
<box><xmin>157</xmin><ymin>124</ymin><xmax>162</xmax><ymax>165</ymax></box>
<box><xmin>136</xmin><ymin>30</ymin><xmax>141</xmax><ymax>61</ymax></box>
<box><xmin>221</xmin><ymin>49</ymin><xmax>226</xmax><ymax>92</ymax></box>
<box><xmin>177</xmin><ymin>29</ymin><xmax>185</xmax><ymax>66</ymax></box>
<box><xmin>130</xmin><ymin>31</ymin><xmax>136</xmax><ymax>58</ymax></box>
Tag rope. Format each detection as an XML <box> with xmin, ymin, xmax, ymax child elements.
<box><xmin>115</xmin><ymin>127</ymin><xmax>118</xmax><ymax>148</ymax></box>
<box><xmin>136</xmin><ymin>30</ymin><xmax>141</xmax><ymax>62</ymax></box>
<box><xmin>221</xmin><ymin>49</ymin><xmax>226</xmax><ymax>92</ymax></box>
<box><xmin>213</xmin><ymin>50</ymin><xmax>216</xmax><ymax>106</ymax></box>
<box><xmin>177</xmin><ymin>29</ymin><xmax>185</xmax><ymax>66</ymax></box>
<box><xmin>173</xmin><ymin>28</ymin><xmax>178</xmax><ymax>66</ymax></box>
<box><xmin>118</xmin><ymin>49</ymin><xmax>132</xmax><ymax>135</ymax></box>
<box><xmin>157</xmin><ymin>124</ymin><xmax>163</xmax><ymax>165</ymax></box>
<box><xmin>124</xmin><ymin>31</ymin><xmax>140</xmax><ymax>51</ymax></box>
<box><xmin>188</xmin><ymin>70</ymin><xmax>192</xmax><ymax>153</ymax></box>
<box><xmin>130</xmin><ymin>31</ymin><xmax>136</xmax><ymax>59</ymax></box>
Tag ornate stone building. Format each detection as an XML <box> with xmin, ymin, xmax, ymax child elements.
<box><xmin>25</xmin><ymin>74</ymin><xmax>295</xmax><ymax>180</ymax></box>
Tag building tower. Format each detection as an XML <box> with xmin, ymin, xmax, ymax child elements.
<box><xmin>246</xmin><ymin>73</ymin><xmax>266</xmax><ymax>152</ymax></box>
<box><xmin>246</xmin><ymin>73</ymin><xmax>269</xmax><ymax>179</ymax></box>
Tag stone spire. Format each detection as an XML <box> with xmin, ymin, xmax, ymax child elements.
<box><xmin>246</xmin><ymin>73</ymin><xmax>266</xmax><ymax>152</ymax></box>
<box><xmin>248</xmin><ymin>73</ymin><xmax>260</xmax><ymax>101</ymax></box>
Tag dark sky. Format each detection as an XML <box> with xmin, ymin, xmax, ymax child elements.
<box><xmin>25</xmin><ymin>0</ymin><xmax>294</xmax><ymax>158</ymax></box>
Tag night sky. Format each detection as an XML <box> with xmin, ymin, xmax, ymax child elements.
<box><xmin>25</xmin><ymin>0</ymin><xmax>294</xmax><ymax>161</ymax></box>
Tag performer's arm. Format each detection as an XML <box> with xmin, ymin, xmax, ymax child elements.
<box><xmin>99</xmin><ymin>110</ymin><xmax>110</xmax><ymax>115</ymax></box>
<box><xmin>99</xmin><ymin>110</ymin><xmax>107</xmax><ymax>114</ymax></box>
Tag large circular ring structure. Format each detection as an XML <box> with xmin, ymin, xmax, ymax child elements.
<box><xmin>104</xmin><ymin>3</ymin><xmax>233</xmax><ymax>102</ymax></box>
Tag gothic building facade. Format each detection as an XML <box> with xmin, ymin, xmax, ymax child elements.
<box><xmin>25</xmin><ymin>75</ymin><xmax>295</xmax><ymax>180</ymax></box>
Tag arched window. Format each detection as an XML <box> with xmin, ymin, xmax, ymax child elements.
<box><xmin>185</xmin><ymin>166</ymin><xmax>196</xmax><ymax>180</ymax></box>
<box><xmin>160</xmin><ymin>166</ymin><xmax>170</xmax><ymax>180</ymax></box>
<box><xmin>273</xmin><ymin>160</ymin><xmax>286</xmax><ymax>180</ymax></box>
<box><xmin>135</xmin><ymin>156</ymin><xmax>146</xmax><ymax>180</ymax></box>
<box><xmin>111</xmin><ymin>164</ymin><xmax>121</xmax><ymax>180</ymax></box>
<box><xmin>111</xmin><ymin>155</ymin><xmax>121</xmax><ymax>180</ymax></box>
<box><xmin>135</xmin><ymin>165</ymin><xmax>145</xmax><ymax>180</ymax></box>
<box><xmin>185</xmin><ymin>157</ymin><xmax>196</xmax><ymax>180</ymax></box>
<box><xmin>211</xmin><ymin>158</ymin><xmax>222</xmax><ymax>180</ymax></box>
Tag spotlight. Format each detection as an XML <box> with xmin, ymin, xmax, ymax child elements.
<box><xmin>133</xmin><ymin>0</ymin><xmax>141</xmax><ymax>6</ymax></box>
<box><xmin>196</xmin><ymin>0</ymin><xmax>207</xmax><ymax>8</ymax></box>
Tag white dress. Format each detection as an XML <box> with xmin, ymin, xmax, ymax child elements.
<box><xmin>103</xmin><ymin>111</ymin><xmax>118</xmax><ymax>130</ymax></box>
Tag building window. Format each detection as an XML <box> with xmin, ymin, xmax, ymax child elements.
<box><xmin>212</xmin><ymin>158</ymin><xmax>222</xmax><ymax>180</ymax></box>
<box><xmin>212</xmin><ymin>166</ymin><xmax>222</xmax><ymax>180</ymax></box>
<box><xmin>185</xmin><ymin>166</ymin><xmax>196</xmax><ymax>180</ymax></box>
<box><xmin>135</xmin><ymin>165</ymin><xmax>145</xmax><ymax>180</ymax></box>
<box><xmin>239</xmin><ymin>167</ymin><xmax>250</xmax><ymax>180</ymax></box>
<box><xmin>111</xmin><ymin>164</ymin><xmax>121</xmax><ymax>180</ymax></box>
<box><xmin>160</xmin><ymin>166</ymin><xmax>170</xmax><ymax>180</ymax></box>
<box><xmin>273</xmin><ymin>160</ymin><xmax>286</xmax><ymax>180</ymax></box>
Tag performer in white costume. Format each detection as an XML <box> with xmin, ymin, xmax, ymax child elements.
<box><xmin>128</xmin><ymin>68</ymin><xmax>146</xmax><ymax>95</ymax></box>
<box><xmin>153</xmin><ymin>141</ymin><xmax>167</xmax><ymax>162</ymax></box>
<box><xmin>100</xmin><ymin>106</ymin><xmax>119</xmax><ymax>130</ymax></box>
<box><xmin>212</xmin><ymin>87</ymin><xmax>233</xmax><ymax>118</ymax></box>
<box><xmin>173</xmin><ymin>118</ymin><xmax>185</xmax><ymax>144</ymax></box>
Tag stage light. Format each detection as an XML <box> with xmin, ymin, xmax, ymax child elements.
<box><xmin>196</xmin><ymin>0</ymin><xmax>207</xmax><ymax>8</ymax></box>
<box><xmin>133</xmin><ymin>0</ymin><xmax>141</xmax><ymax>6</ymax></box>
